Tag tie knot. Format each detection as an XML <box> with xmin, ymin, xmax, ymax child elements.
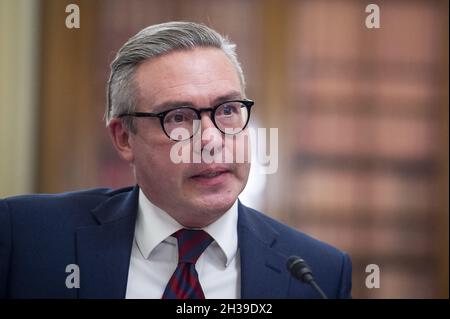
<box><xmin>172</xmin><ymin>229</ymin><xmax>213</xmax><ymax>264</ymax></box>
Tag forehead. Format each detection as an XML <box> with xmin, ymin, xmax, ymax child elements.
<box><xmin>133</xmin><ymin>48</ymin><xmax>242</xmax><ymax>110</ymax></box>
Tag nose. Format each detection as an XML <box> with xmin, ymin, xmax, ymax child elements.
<box><xmin>199</xmin><ymin>112</ymin><xmax>223</xmax><ymax>152</ymax></box>
<box><xmin>199</xmin><ymin>112</ymin><xmax>216</xmax><ymax>130</ymax></box>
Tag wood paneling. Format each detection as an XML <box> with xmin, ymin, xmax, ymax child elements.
<box><xmin>38</xmin><ymin>0</ymin><xmax>100</xmax><ymax>192</ymax></box>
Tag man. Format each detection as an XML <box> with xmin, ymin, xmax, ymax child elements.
<box><xmin>0</xmin><ymin>22</ymin><xmax>352</xmax><ymax>299</ymax></box>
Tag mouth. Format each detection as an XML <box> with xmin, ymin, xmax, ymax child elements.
<box><xmin>189</xmin><ymin>167</ymin><xmax>232</xmax><ymax>185</ymax></box>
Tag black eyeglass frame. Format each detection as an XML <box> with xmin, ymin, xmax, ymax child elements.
<box><xmin>118</xmin><ymin>99</ymin><xmax>254</xmax><ymax>140</ymax></box>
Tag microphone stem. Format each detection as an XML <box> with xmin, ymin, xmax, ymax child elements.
<box><xmin>310</xmin><ymin>280</ymin><xmax>328</xmax><ymax>299</ymax></box>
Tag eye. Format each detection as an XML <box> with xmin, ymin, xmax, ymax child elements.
<box><xmin>173</xmin><ymin>114</ymin><xmax>184</xmax><ymax>123</ymax></box>
<box><xmin>218</xmin><ymin>103</ymin><xmax>240</xmax><ymax>117</ymax></box>
<box><xmin>223</xmin><ymin>106</ymin><xmax>233</xmax><ymax>115</ymax></box>
<box><xmin>166</xmin><ymin>112</ymin><xmax>185</xmax><ymax>123</ymax></box>
<box><xmin>164</xmin><ymin>108</ymin><xmax>197</xmax><ymax>125</ymax></box>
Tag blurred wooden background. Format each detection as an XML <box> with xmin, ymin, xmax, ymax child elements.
<box><xmin>0</xmin><ymin>0</ymin><xmax>448</xmax><ymax>298</ymax></box>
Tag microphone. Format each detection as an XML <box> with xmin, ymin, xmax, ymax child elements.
<box><xmin>286</xmin><ymin>256</ymin><xmax>328</xmax><ymax>299</ymax></box>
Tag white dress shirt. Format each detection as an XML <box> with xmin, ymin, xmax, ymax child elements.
<box><xmin>125</xmin><ymin>189</ymin><xmax>241</xmax><ymax>299</ymax></box>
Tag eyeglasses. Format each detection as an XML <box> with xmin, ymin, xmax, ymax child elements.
<box><xmin>118</xmin><ymin>99</ymin><xmax>254</xmax><ymax>141</ymax></box>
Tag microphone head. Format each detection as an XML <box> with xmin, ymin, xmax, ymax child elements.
<box><xmin>286</xmin><ymin>255</ymin><xmax>314</xmax><ymax>283</ymax></box>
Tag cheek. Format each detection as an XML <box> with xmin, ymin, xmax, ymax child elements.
<box><xmin>134</xmin><ymin>141</ymin><xmax>185</xmax><ymax>182</ymax></box>
<box><xmin>225</xmin><ymin>133</ymin><xmax>251</xmax><ymax>163</ymax></box>
<box><xmin>139</xmin><ymin>148</ymin><xmax>173</xmax><ymax>171</ymax></box>
<box><xmin>237</xmin><ymin>162</ymin><xmax>251</xmax><ymax>180</ymax></box>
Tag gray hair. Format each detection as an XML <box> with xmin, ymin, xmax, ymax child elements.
<box><xmin>105</xmin><ymin>21</ymin><xmax>246</xmax><ymax>132</ymax></box>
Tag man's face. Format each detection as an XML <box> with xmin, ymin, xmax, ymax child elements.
<box><xmin>122</xmin><ymin>48</ymin><xmax>250</xmax><ymax>227</ymax></box>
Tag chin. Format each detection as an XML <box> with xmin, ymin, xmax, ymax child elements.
<box><xmin>193</xmin><ymin>192</ymin><xmax>238</xmax><ymax>214</ymax></box>
<box><xmin>175</xmin><ymin>196</ymin><xmax>236</xmax><ymax>227</ymax></box>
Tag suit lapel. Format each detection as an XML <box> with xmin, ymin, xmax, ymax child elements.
<box><xmin>76</xmin><ymin>186</ymin><xmax>139</xmax><ymax>298</ymax></box>
<box><xmin>238</xmin><ymin>202</ymin><xmax>290</xmax><ymax>298</ymax></box>
<box><xmin>76</xmin><ymin>191</ymin><xmax>291</xmax><ymax>298</ymax></box>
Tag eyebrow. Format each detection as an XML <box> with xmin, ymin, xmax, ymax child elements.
<box><xmin>150</xmin><ymin>91</ymin><xmax>244</xmax><ymax>113</ymax></box>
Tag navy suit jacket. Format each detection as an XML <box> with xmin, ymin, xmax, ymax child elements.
<box><xmin>0</xmin><ymin>186</ymin><xmax>352</xmax><ymax>299</ymax></box>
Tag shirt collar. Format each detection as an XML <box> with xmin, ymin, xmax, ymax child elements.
<box><xmin>135</xmin><ymin>189</ymin><xmax>238</xmax><ymax>267</ymax></box>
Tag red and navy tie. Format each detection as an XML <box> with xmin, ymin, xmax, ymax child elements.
<box><xmin>162</xmin><ymin>229</ymin><xmax>214</xmax><ymax>299</ymax></box>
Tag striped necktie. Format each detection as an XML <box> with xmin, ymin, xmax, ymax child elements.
<box><xmin>162</xmin><ymin>229</ymin><xmax>213</xmax><ymax>299</ymax></box>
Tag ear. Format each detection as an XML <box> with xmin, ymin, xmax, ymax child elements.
<box><xmin>107</xmin><ymin>118</ymin><xmax>134</xmax><ymax>162</ymax></box>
